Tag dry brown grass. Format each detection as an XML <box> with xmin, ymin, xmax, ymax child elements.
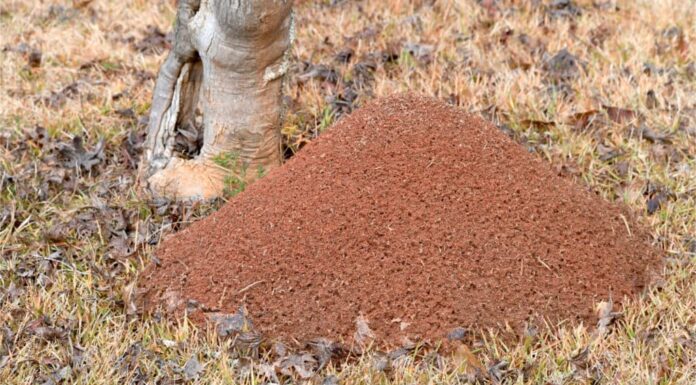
<box><xmin>1</xmin><ymin>0</ymin><xmax>695</xmax><ymax>384</ymax></box>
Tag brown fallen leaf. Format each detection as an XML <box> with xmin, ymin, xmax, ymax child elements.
<box><xmin>122</xmin><ymin>281</ymin><xmax>137</xmax><ymax>316</ymax></box>
<box><xmin>646</xmin><ymin>192</ymin><xmax>668</xmax><ymax>215</ymax></box>
<box><xmin>570</xmin><ymin>105</ymin><xmax>641</xmax><ymax>131</ymax></box>
<box><xmin>182</xmin><ymin>355</ymin><xmax>203</xmax><ymax>381</ymax></box>
<box><xmin>543</xmin><ymin>49</ymin><xmax>582</xmax><ymax>83</ymax></box>
<box><xmin>646</xmin><ymin>90</ymin><xmax>660</xmax><ymax>109</ymax></box>
<box><xmin>453</xmin><ymin>344</ymin><xmax>487</xmax><ymax>373</ymax></box>
<box><xmin>334</xmin><ymin>48</ymin><xmax>354</xmax><ymax>64</ymax></box>
<box><xmin>596</xmin><ymin>299</ymin><xmax>622</xmax><ymax>335</ymax></box>
<box><xmin>297</xmin><ymin>63</ymin><xmax>339</xmax><ymax>84</ymax></box>
<box><xmin>73</xmin><ymin>0</ymin><xmax>95</xmax><ymax>9</ymax></box>
<box><xmin>321</xmin><ymin>375</ymin><xmax>340</xmax><ymax>385</ymax></box>
<box><xmin>353</xmin><ymin>314</ymin><xmax>375</xmax><ymax>346</ymax></box>
<box><xmin>27</xmin><ymin>49</ymin><xmax>42</xmax><ymax>68</ymax></box>
<box><xmin>597</xmin><ymin>143</ymin><xmax>621</xmax><ymax>162</ymax></box>
<box><xmin>519</xmin><ymin>119</ymin><xmax>556</xmax><ymax>132</ymax></box>
<box><xmin>37</xmin><ymin>82</ymin><xmax>80</xmax><ymax>109</ymax></box>
<box><xmin>447</xmin><ymin>327</ymin><xmax>468</xmax><ymax>341</ymax></box>
<box><xmin>642</xmin><ymin>182</ymin><xmax>674</xmax><ymax>216</ymax></box>
<box><xmin>55</xmin><ymin>136</ymin><xmax>105</xmax><ymax>172</ymax></box>
<box><xmin>602</xmin><ymin>105</ymin><xmax>640</xmax><ymax>125</ymax></box>
<box><xmin>210</xmin><ymin>306</ymin><xmax>255</xmax><ymax>338</ymax></box>
<box><xmin>570</xmin><ymin>346</ymin><xmax>590</xmax><ymax>370</ymax></box>
<box><xmin>26</xmin><ymin>318</ymin><xmax>66</xmax><ymax>341</ymax></box>
<box><xmin>403</xmin><ymin>42</ymin><xmax>434</xmax><ymax>63</ymax></box>
<box><xmin>479</xmin><ymin>0</ymin><xmax>499</xmax><ymax>18</ymax></box>
<box><xmin>638</xmin><ymin>124</ymin><xmax>672</xmax><ymax>144</ymax></box>
<box><xmin>134</xmin><ymin>25</ymin><xmax>170</xmax><ymax>55</ymax></box>
<box><xmin>279</xmin><ymin>353</ymin><xmax>317</xmax><ymax>379</ymax></box>
<box><xmin>306</xmin><ymin>338</ymin><xmax>348</xmax><ymax>369</ymax></box>
<box><xmin>488</xmin><ymin>360</ymin><xmax>510</xmax><ymax>384</ymax></box>
<box><xmin>546</xmin><ymin>0</ymin><xmax>582</xmax><ymax>19</ymax></box>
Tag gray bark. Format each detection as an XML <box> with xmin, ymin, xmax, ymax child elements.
<box><xmin>139</xmin><ymin>0</ymin><xmax>294</xmax><ymax>200</ymax></box>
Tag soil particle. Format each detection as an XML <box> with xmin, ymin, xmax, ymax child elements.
<box><xmin>139</xmin><ymin>94</ymin><xmax>661</xmax><ymax>346</ymax></box>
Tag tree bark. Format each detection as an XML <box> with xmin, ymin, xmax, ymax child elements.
<box><xmin>139</xmin><ymin>0</ymin><xmax>294</xmax><ymax>200</ymax></box>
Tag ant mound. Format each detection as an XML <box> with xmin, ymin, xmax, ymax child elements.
<box><xmin>139</xmin><ymin>94</ymin><xmax>661</xmax><ymax>346</ymax></box>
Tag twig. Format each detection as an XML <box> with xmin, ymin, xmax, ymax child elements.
<box><xmin>237</xmin><ymin>280</ymin><xmax>265</xmax><ymax>295</ymax></box>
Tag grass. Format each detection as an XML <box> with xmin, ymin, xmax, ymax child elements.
<box><xmin>1</xmin><ymin>0</ymin><xmax>695</xmax><ymax>383</ymax></box>
<box><xmin>212</xmin><ymin>151</ymin><xmax>248</xmax><ymax>199</ymax></box>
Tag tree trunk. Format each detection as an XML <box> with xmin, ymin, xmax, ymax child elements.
<box><xmin>139</xmin><ymin>0</ymin><xmax>294</xmax><ymax>200</ymax></box>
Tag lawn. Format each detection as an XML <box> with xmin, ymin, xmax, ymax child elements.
<box><xmin>1</xmin><ymin>0</ymin><xmax>695</xmax><ymax>383</ymax></box>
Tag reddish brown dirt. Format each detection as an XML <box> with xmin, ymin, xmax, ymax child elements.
<box><xmin>139</xmin><ymin>94</ymin><xmax>661</xmax><ymax>346</ymax></box>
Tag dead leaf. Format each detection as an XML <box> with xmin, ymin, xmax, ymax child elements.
<box><xmin>182</xmin><ymin>355</ymin><xmax>203</xmax><ymax>381</ymax></box>
<box><xmin>122</xmin><ymin>130</ymin><xmax>145</xmax><ymax>169</ymax></box>
<box><xmin>596</xmin><ymin>299</ymin><xmax>622</xmax><ymax>335</ymax></box>
<box><xmin>27</xmin><ymin>319</ymin><xmax>65</xmax><ymax>341</ymax></box>
<box><xmin>335</xmin><ymin>48</ymin><xmax>354</xmax><ymax>64</ymax></box>
<box><xmin>134</xmin><ymin>25</ymin><xmax>170</xmax><ymax>55</ymax></box>
<box><xmin>3</xmin><ymin>43</ymin><xmax>42</xmax><ymax>68</ymax></box>
<box><xmin>403</xmin><ymin>42</ymin><xmax>434</xmax><ymax>63</ymax></box>
<box><xmin>210</xmin><ymin>306</ymin><xmax>254</xmax><ymax>338</ymax></box>
<box><xmin>1</xmin><ymin>282</ymin><xmax>23</xmax><ymax>303</ymax></box>
<box><xmin>306</xmin><ymin>338</ymin><xmax>347</xmax><ymax>369</ymax></box>
<box><xmin>122</xmin><ymin>281</ymin><xmax>138</xmax><ymax>316</ymax></box>
<box><xmin>298</xmin><ymin>64</ymin><xmax>338</xmax><ymax>84</ymax></box>
<box><xmin>321</xmin><ymin>375</ymin><xmax>340</xmax><ymax>385</ymax></box>
<box><xmin>569</xmin><ymin>346</ymin><xmax>602</xmax><ymax>382</ymax></box>
<box><xmin>371</xmin><ymin>353</ymin><xmax>391</xmax><ymax>373</ymax></box>
<box><xmin>388</xmin><ymin>342</ymin><xmax>416</xmax><ymax>361</ymax></box>
<box><xmin>570</xmin><ymin>347</ymin><xmax>590</xmax><ymax>370</ymax></box>
<box><xmin>570</xmin><ymin>110</ymin><xmax>602</xmax><ymax>131</ymax></box>
<box><xmin>614</xmin><ymin>161</ymin><xmax>630</xmax><ymax>177</ymax></box>
<box><xmin>602</xmin><ymin>105</ymin><xmax>640</xmax><ymax>125</ymax></box>
<box><xmin>38</xmin><ymin>82</ymin><xmax>80</xmax><ymax>109</ymax></box>
<box><xmin>519</xmin><ymin>119</ymin><xmax>555</xmax><ymax>132</ymax></box>
<box><xmin>279</xmin><ymin>354</ymin><xmax>317</xmax><ymax>379</ymax></box>
<box><xmin>646</xmin><ymin>192</ymin><xmax>668</xmax><ymax>215</ymax></box>
<box><xmin>351</xmin><ymin>61</ymin><xmax>376</xmax><ymax>87</ymax></box>
<box><xmin>543</xmin><ymin>49</ymin><xmax>581</xmax><ymax>83</ymax></box>
<box><xmin>597</xmin><ymin>144</ymin><xmax>621</xmax><ymax>162</ymax></box>
<box><xmin>589</xmin><ymin>25</ymin><xmax>612</xmax><ymax>47</ymax></box>
<box><xmin>571</xmin><ymin>105</ymin><xmax>641</xmax><ymax>131</ymax></box>
<box><xmin>447</xmin><ymin>327</ymin><xmax>468</xmax><ymax>341</ymax></box>
<box><xmin>453</xmin><ymin>344</ymin><xmax>487</xmax><ymax>373</ymax></box>
<box><xmin>66</xmin><ymin>210</ymin><xmax>100</xmax><ymax>238</ymax></box>
<box><xmin>636</xmin><ymin>124</ymin><xmax>672</xmax><ymax>144</ymax></box>
<box><xmin>488</xmin><ymin>360</ymin><xmax>509</xmax><ymax>384</ymax></box>
<box><xmin>646</xmin><ymin>90</ymin><xmax>660</xmax><ymax>109</ymax></box>
<box><xmin>353</xmin><ymin>314</ymin><xmax>375</xmax><ymax>346</ymax></box>
<box><xmin>27</xmin><ymin>49</ymin><xmax>42</xmax><ymax>68</ymax></box>
<box><xmin>379</xmin><ymin>46</ymin><xmax>400</xmax><ymax>63</ymax></box>
<box><xmin>347</xmin><ymin>26</ymin><xmax>379</xmax><ymax>41</ymax></box>
<box><xmin>115</xmin><ymin>108</ymin><xmax>136</xmax><ymax>120</ymax></box>
<box><xmin>174</xmin><ymin>122</ymin><xmax>204</xmax><ymax>158</ymax></box>
<box><xmin>40</xmin><ymin>365</ymin><xmax>72</xmax><ymax>385</ymax></box>
<box><xmin>56</xmin><ymin>136</ymin><xmax>105</xmax><ymax>172</ymax></box>
<box><xmin>497</xmin><ymin>123</ymin><xmax>515</xmax><ymax>138</ymax></box>
<box><xmin>547</xmin><ymin>0</ymin><xmax>582</xmax><ymax>19</ymax></box>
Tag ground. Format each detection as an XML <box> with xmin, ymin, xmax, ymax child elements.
<box><xmin>0</xmin><ymin>0</ymin><xmax>694</xmax><ymax>384</ymax></box>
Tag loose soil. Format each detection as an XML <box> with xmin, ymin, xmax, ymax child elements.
<box><xmin>139</xmin><ymin>94</ymin><xmax>661</xmax><ymax>346</ymax></box>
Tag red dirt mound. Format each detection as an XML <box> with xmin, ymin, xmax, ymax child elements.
<box><xmin>139</xmin><ymin>94</ymin><xmax>661</xmax><ymax>346</ymax></box>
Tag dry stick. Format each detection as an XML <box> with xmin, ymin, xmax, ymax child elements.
<box><xmin>536</xmin><ymin>255</ymin><xmax>560</xmax><ymax>278</ymax></box>
<box><xmin>237</xmin><ymin>280</ymin><xmax>265</xmax><ymax>295</ymax></box>
<box><xmin>216</xmin><ymin>286</ymin><xmax>228</xmax><ymax>310</ymax></box>
<box><xmin>619</xmin><ymin>214</ymin><xmax>633</xmax><ymax>237</ymax></box>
